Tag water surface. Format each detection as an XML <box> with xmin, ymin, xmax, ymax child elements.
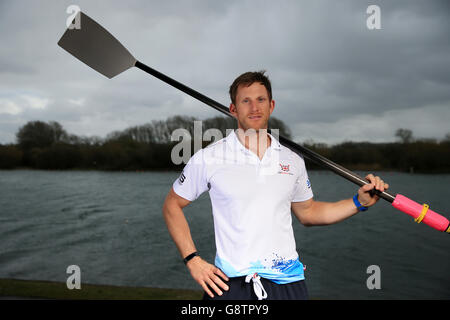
<box><xmin>0</xmin><ymin>170</ymin><xmax>449</xmax><ymax>299</ymax></box>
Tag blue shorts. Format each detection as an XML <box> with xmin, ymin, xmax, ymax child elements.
<box><xmin>202</xmin><ymin>276</ymin><xmax>308</xmax><ymax>300</ymax></box>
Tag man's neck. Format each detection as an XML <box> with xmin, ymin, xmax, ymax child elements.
<box><xmin>235</xmin><ymin>128</ymin><xmax>271</xmax><ymax>160</ymax></box>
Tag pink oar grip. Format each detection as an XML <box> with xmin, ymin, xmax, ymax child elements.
<box><xmin>392</xmin><ymin>194</ymin><xmax>450</xmax><ymax>232</ymax></box>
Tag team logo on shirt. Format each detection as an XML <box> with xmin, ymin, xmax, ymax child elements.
<box><xmin>278</xmin><ymin>163</ymin><xmax>293</xmax><ymax>175</ymax></box>
<box><xmin>178</xmin><ymin>172</ymin><xmax>186</xmax><ymax>184</ymax></box>
<box><xmin>306</xmin><ymin>179</ymin><xmax>311</xmax><ymax>189</ymax></box>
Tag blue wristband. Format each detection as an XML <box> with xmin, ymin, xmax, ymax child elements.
<box><xmin>353</xmin><ymin>194</ymin><xmax>368</xmax><ymax>211</ymax></box>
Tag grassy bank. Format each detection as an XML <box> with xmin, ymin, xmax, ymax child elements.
<box><xmin>0</xmin><ymin>278</ymin><xmax>203</xmax><ymax>300</ymax></box>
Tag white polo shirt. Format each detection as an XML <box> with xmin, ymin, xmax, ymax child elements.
<box><xmin>173</xmin><ymin>130</ymin><xmax>313</xmax><ymax>284</ymax></box>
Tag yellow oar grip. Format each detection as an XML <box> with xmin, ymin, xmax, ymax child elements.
<box><xmin>415</xmin><ymin>204</ymin><xmax>429</xmax><ymax>224</ymax></box>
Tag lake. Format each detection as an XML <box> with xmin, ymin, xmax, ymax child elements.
<box><xmin>0</xmin><ymin>169</ymin><xmax>449</xmax><ymax>299</ymax></box>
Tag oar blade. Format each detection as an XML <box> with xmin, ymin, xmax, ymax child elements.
<box><xmin>58</xmin><ymin>11</ymin><xmax>136</xmax><ymax>79</ymax></box>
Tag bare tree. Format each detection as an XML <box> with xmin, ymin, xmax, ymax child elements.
<box><xmin>16</xmin><ymin>121</ymin><xmax>68</xmax><ymax>150</ymax></box>
<box><xmin>395</xmin><ymin>128</ymin><xmax>413</xmax><ymax>143</ymax></box>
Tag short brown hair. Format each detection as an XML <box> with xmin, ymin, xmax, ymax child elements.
<box><xmin>229</xmin><ymin>71</ymin><xmax>272</xmax><ymax>105</ymax></box>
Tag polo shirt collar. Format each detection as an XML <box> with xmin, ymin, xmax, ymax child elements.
<box><xmin>226</xmin><ymin>129</ymin><xmax>282</xmax><ymax>153</ymax></box>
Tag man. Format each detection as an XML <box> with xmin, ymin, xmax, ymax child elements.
<box><xmin>162</xmin><ymin>71</ymin><xmax>388</xmax><ymax>300</ymax></box>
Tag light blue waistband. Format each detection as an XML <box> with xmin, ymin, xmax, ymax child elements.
<box><xmin>215</xmin><ymin>256</ymin><xmax>305</xmax><ymax>284</ymax></box>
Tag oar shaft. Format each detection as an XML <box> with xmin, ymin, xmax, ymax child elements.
<box><xmin>135</xmin><ymin>61</ymin><xmax>229</xmax><ymax>117</ymax></box>
<box><xmin>277</xmin><ymin>135</ymin><xmax>396</xmax><ymax>202</ymax></box>
<box><xmin>135</xmin><ymin>60</ymin><xmax>396</xmax><ymax>202</ymax></box>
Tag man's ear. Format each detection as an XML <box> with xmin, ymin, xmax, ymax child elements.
<box><xmin>269</xmin><ymin>99</ymin><xmax>275</xmax><ymax>115</ymax></box>
<box><xmin>229</xmin><ymin>103</ymin><xmax>237</xmax><ymax>118</ymax></box>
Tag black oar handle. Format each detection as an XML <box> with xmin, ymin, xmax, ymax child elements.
<box><xmin>135</xmin><ymin>60</ymin><xmax>396</xmax><ymax>203</ymax></box>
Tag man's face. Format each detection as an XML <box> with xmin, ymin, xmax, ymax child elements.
<box><xmin>229</xmin><ymin>82</ymin><xmax>275</xmax><ymax>132</ymax></box>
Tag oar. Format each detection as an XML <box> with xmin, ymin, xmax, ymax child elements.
<box><xmin>58</xmin><ymin>11</ymin><xmax>450</xmax><ymax>234</ymax></box>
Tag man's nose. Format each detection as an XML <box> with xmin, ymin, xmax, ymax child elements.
<box><xmin>249</xmin><ymin>100</ymin><xmax>259</xmax><ymax>112</ymax></box>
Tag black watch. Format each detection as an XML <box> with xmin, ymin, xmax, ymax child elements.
<box><xmin>183</xmin><ymin>251</ymin><xmax>199</xmax><ymax>265</ymax></box>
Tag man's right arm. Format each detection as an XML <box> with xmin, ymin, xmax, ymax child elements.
<box><xmin>162</xmin><ymin>187</ymin><xmax>229</xmax><ymax>298</ymax></box>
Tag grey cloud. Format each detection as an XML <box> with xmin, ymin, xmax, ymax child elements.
<box><xmin>0</xmin><ymin>0</ymin><xmax>449</xmax><ymax>144</ymax></box>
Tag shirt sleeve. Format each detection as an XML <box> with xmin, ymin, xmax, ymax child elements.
<box><xmin>291</xmin><ymin>155</ymin><xmax>314</xmax><ymax>202</ymax></box>
<box><xmin>172</xmin><ymin>149</ymin><xmax>209</xmax><ymax>202</ymax></box>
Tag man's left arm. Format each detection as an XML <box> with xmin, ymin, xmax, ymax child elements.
<box><xmin>292</xmin><ymin>174</ymin><xmax>389</xmax><ymax>226</ymax></box>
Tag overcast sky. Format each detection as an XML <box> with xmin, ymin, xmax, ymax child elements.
<box><xmin>1</xmin><ymin>0</ymin><xmax>449</xmax><ymax>145</ymax></box>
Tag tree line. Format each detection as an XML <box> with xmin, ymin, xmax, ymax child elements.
<box><xmin>0</xmin><ymin>118</ymin><xmax>449</xmax><ymax>173</ymax></box>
